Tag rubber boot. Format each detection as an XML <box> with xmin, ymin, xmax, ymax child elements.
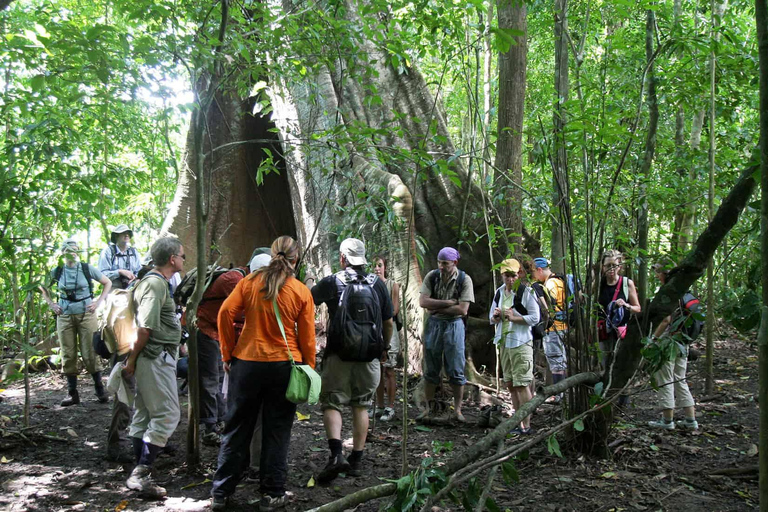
<box><xmin>61</xmin><ymin>375</ymin><xmax>80</xmax><ymax>407</ymax></box>
<box><xmin>92</xmin><ymin>371</ymin><xmax>108</xmax><ymax>403</ymax></box>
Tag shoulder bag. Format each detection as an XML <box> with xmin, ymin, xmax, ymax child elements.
<box><xmin>273</xmin><ymin>298</ymin><xmax>321</xmax><ymax>405</ymax></box>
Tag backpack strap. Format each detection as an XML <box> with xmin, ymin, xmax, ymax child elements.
<box><xmin>81</xmin><ymin>262</ymin><xmax>94</xmax><ymax>298</ymax></box>
<box><xmin>513</xmin><ymin>284</ymin><xmax>528</xmax><ymax>315</ymax></box>
<box><xmin>621</xmin><ymin>276</ymin><xmax>629</xmax><ymax>301</ymax></box>
<box><xmin>611</xmin><ymin>276</ymin><xmax>623</xmax><ymax>302</ymax></box>
<box><xmin>429</xmin><ymin>269</ymin><xmax>465</xmax><ymax>301</ymax></box>
<box><xmin>53</xmin><ymin>265</ymin><xmax>64</xmax><ymax>286</ymax></box>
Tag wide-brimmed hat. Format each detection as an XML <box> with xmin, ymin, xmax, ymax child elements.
<box><xmin>110</xmin><ymin>224</ymin><xmax>133</xmax><ymax>244</ymax></box>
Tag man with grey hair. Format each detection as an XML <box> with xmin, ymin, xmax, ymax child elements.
<box><xmin>124</xmin><ymin>237</ymin><xmax>185</xmax><ymax>499</ymax></box>
<box><xmin>311</xmin><ymin>238</ymin><xmax>394</xmax><ymax>484</ymax></box>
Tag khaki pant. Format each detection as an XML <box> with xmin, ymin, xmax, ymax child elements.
<box><xmin>652</xmin><ymin>345</ymin><xmax>694</xmax><ymax>410</ymax></box>
<box><xmin>57</xmin><ymin>312</ymin><xmax>101</xmax><ymax>375</ymax></box>
<box><xmin>129</xmin><ymin>351</ymin><xmax>180</xmax><ymax>447</ymax></box>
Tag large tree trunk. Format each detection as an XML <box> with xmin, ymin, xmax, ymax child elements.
<box><xmin>494</xmin><ymin>0</ymin><xmax>526</xmax><ymax>255</ymax></box>
<box><xmin>162</xmin><ymin>93</ymin><xmax>297</xmax><ymax>268</ymax></box>
<box><xmin>551</xmin><ymin>0</ymin><xmax>569</xmax><ymax>273</ymax></box>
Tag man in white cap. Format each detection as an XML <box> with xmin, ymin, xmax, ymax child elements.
<box><xmin>99</xmin><ymin>224</ymin><xmax>142</xmax><ymax>290</ymax></box>
<box><xmin>311</xmin><ymin>238</ymin><xmax>394</xmax><ymax>484</ymax></box>
<box><xmin>41</xmin><ymin>238</ymin><xmax>112</xmax><ymax>406</ymax></box>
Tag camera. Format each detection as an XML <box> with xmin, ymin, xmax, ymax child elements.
<box><xmin>65</xmin><ymin>291</ymin><xmax>77</xmax><ymax>302</ymax></box>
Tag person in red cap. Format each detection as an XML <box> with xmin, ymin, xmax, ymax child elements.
<box><xmin>418</xmin><ymin>247</ymin><xmax>475</xmax><ymax>423</ymax></box>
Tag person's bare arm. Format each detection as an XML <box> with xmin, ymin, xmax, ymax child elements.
<box><xmin>40</xmin><ymin>285</ymin><xmax>63</xmax><ymax>315</ymax></box>
<box><xmin>433</xmin><ymin>300</ymin><xmax>469</xmax><ymax>317</ymax></box>
<box><xmin>87</xmin><ymin>275</ymin><xmax>112</xmax><ymax>312</ymax></box>
<box><xmin>419</xmin><ymin>293</ymin><xmax>454</xmax><ymax>311</ymax></box>
<box><xmin>391</xmin><ymin>282</ymin><xmax>400</xmax><ymax>317</ymax></box>
<box><xmin>124</xmin><ymin>327</ymin><xmax>150</xmax><ymax>377</ymax></box>
<box><xmin>653</xmin><ymin>315</ymin><xmax>672</xmax><ymax>338</ymax></box>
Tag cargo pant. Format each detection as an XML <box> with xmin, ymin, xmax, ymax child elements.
<box><xmin>57</xmin><ymin>311</ymin><xmax>101</xmax><ymax>375</ymax></box>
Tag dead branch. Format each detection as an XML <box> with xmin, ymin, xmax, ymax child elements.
<box><xmin>305</xmin><ymin>483</ymin><xmax>397</xmax><ymax>512</ymax></box>
<box><xmin>709</xmin><ymin>465</ymin><xmax>759</xmax><ymax>476</ymax></box>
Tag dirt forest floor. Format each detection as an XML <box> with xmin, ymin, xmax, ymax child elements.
<box><xmin>0</xmin><ymin>328</ymin><xmax>760</xmax><ymax>512</ymax></box>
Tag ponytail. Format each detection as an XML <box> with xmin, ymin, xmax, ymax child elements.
<box><xmin>248</xmin><ymin>236</ymin><xmax>299</xmax><ymax>301</ymax></box>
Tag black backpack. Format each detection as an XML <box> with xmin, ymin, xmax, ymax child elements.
<box><xmin>677</xmin><ymin>292</ymin><xmax>705</xmax><ymax>343</ymax></box>
<box><xmin>493</xmin><ymin>284</ymin><xmax>546</xmax><ymax>341</ymax></box>
<box><xmin>328</xmin><ymin>271</ymin><xmax>384</xmax><ymax>362</ymax></box>
<box><xmin>173</xmin><ymin>265</ymin><xmax>246</xmax><ymax>306</ymax></box>
<box><xmin>53</xmin><ymin>262</ymin><xmax>94</xmax><ymax>301</ymax></box>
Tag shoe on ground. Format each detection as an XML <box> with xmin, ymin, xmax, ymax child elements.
<box><xmin>676</xmin><ymin>418</ymin><xmax>699</xmax><ymax>430</ymax></box>
<box><xmin>544</xmin><ymin>394</ymin><xmax>562</xmax><ymax>404</ymax></box>
<box><xmin>348</xmin><ymin>457</ymin><xmax>363</xmax><ymax>477</ymax></box>
<box><xmin>415</xmin><ymin>408</ymin><xmax>432</xmax><ymax>424</ymax></box>
<box><xmin>317</xmin><ymin>453</ymin><xmax>350</xmax><ymax>484</ymax></box>
<box><xmin>259</xmin><ymin>493</ymin><xmax>287</xmax><ymax>511</ymax></box>
<box><xmin>454</xmin><ymin>411</ymin><xmax>467</xmax><ymax>423</ymax></box>
<box><xmin>126</xmin><ymin>464</ymin><xmax>167</xmax><ymax>499</ymax></box>
<box><xmin>245</xmin><ymin>466</ymin><xmax>260</xmax><ymax>482</ymax></box>
<box><xmin>648</xmin><ymin>418</ymin><xmax>675</xmax><ymax>430</ymax></box>
<box><xmin>509</xmin><ymin>426</ymin><xmax>531</xmax><ymax>436</ymax></box>
<box><xmin>379</xmin><ymin>407</ymin><xmax>395</xmax><ymax>422</ymax></box>
<box><xmin>211</xmin><ymin>495</ymin><xmax>228</xmax><ymax>511</ymax></box>
<box><xmin>367</xmin><ymin>408</ymin><xmax>374</xmax><ymax>419</ymax></box>
<box><xmin>202</xmin><ymin>430</ymin><xmax>221</xmax><ymax>446</ymax></box>
<box><xmin>61</xmin><ymin>390</ymin><xmax>80</xmax><ymax>407</ymax></box>
<box><xmin>95</xmin><ymin>387</ymin><xmax>109</xmax><ymax>404</ymax></box>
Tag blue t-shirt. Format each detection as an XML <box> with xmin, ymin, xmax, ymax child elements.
<box><xmin>49</xmin><ymin>263</ymin><xmax>104</xmax><ymax>315</ymax></box>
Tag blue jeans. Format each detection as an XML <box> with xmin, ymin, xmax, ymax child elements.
<box><xmin>423</xmin><ymin>317</ymin><xmax>466</xmax><ymax>386</ymax></box>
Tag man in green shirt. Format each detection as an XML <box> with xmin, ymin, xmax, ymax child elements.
<box><xmin>124</xmin><ymin>237</ymin><xmax>185</xmax><ymax>500</ymax></box>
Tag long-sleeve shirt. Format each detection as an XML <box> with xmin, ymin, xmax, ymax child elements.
<box><xmin>98</xmin><ymin>244</ymin><xmax>142</xmax><ymax>288</ymax></box>
<box><xmin>489</xmin><ymin>284</ymin><xmax>540</xmax><ymax>348</ymax></box>
<box><xmin>197</xmin><ymin>268</ymin><xmax>246</xmax><ymax>341</ymax></box>
<box><xmin>218</xmin><ymin>274</ymin><xmax>316</xmax><ymax>368</ymax></box>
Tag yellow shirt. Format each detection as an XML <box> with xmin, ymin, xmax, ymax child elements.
<box><xmin>544</xmin><ymin>277</ymin><xmax>568</xmax><ymax>332</ymax></box>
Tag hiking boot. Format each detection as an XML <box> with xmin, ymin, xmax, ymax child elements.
<box><xmin>416</xmin><ymin>400</ymin><xmax>437</xmax><ymax>424</ymax></box>
<box><xmin>348</xmin><ymin>457</ymin><xmax>363</xmax><ymax>477</ymax></box>
<box><xmin>245</xmin><ymin>466</ymin><xmax>260</xmax><ymax>482</ymax></box>
<box><xmin>126</xmin><ymin>464</ymin><xmax>167</xmax><ymax>499</ymax></box>
<box><xmin>317</xmin><ymin>453</ymin><xmax>350</xmax><ymax>484</ymax></box>
<box><xmin>202</xmin><ymin>430</ymin><xmax>221</xmax><ymax>447</ymax></box>
<box><xmin>676</xmin><ymin>418</ymin><xmax>699</xmax><ymax>431</ymax></box>
<box><xmin>211</xmin><ymin>495</ymin><xmax>228</xmax><ymax>511</ymax></box>
<box><xmin>379</xmin><ymin>407</ymin><xmax>395</xmax><ymax>422</ymax></box>
<box><xmin>95</xmin><ymin>387</ymin><xmax>109</xmax><ymax>404</ymax></box>
<box><xmin>61</xmin><ymin>389</ymin><xmax>80</xmax><ymax>407</ymax></box>
<box><xmin>648</xmin><ymin>418</ymin><xmax>675</xmax><ymax>430</ymax></box>
<box><xmin>259</xmin><ymin>494</ymin><xmax>287</xmax><ymax>511</ymax></box>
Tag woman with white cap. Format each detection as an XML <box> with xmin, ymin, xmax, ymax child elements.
<box><xmin>41</xmin><ymin>238</ymin><xmax>112</xmax><ymax>406</ymax></box>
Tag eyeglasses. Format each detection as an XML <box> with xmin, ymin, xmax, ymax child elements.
<box><xmin>603</xmin><ymin>264</ymin><xmax>621</xmax><ymax>270</ymax></box>
<box><xmin>174</xmin><ymin>253</ymin><xmax>186</xmax><ymax>261</ymax></box>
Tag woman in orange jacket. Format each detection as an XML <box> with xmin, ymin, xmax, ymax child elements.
<box><xmin>211</xmin><ymin>236</ymin><xmax>316</xmax><ymax>512</ymax></box>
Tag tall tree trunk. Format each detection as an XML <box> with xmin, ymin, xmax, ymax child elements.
<box><xmin>756</xmin><ymin>0</ymin><xmax>768</xmax><ymax>508</ymax></box>
<box><xmin>705</xmin><ymin>0</ymin><xmax>725</xmax><ymax>395</ymax></box>
<box><xmin>551</xmin><ymin>0</ymin><xmax>568</xmax><ymax>273</ymax></box>
<box><xmin>636</xmin><ymin>9</ymin><xmax>659</xmax><ymax>306</ymax></box>
<box><xmin>494</xmin><ymin>0</ymin><xmax>527</xmax><ymax>256</ymax></box>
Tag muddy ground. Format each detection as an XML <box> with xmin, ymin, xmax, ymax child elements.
<box><xmin>0</xmin><ymin>329</ymin><xmax>759</xmax><ymax>511</ymax></box>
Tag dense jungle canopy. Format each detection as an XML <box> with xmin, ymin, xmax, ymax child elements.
<box><xmin>1</xmin><ymin>0</ymin><xmax>768</xmax><ymax>508</ymax></box>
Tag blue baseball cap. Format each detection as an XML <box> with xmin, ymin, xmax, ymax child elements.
<box><xmin>533</xmin><ymin>257</ymin><xmax>549</xmax><ymax>269</ymax></box>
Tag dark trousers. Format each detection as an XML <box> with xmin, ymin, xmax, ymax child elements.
<box><xmin>198</xmin><ymin>331</ymin><xmax>226</xmax><ymax>425</ymax></box>
<box><xmin>107</xmin><ymin>352</ymin><xmax>132</xmax><ymax>456</ymax></box>
<box><xmin>212</xmin><ymin>359</ymin><xmax>296</xmax><ymax>498</ymax></box>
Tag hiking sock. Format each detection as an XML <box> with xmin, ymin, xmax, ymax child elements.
<box><xmin>66</xmin><ymin>374</ymin><xmax>78</xmax><ymax>392</ymax></box>
<box><xmin>348</xmin><ymin>450</ymin><xmax>363</xmax><ymax>464</ymax></box>
<box><xmin>131</xmin><ymin>437</ymin><xmax>144</xmax><ymax>463</ymax></box>
<box><xmin>328</xmin><ymin>439</ymin><xmax>342</xmax><ymax>458</ymax></box>
<box><xmin>138</xmin><ymin>442</ymin><xmax>163</xmax><ymax>466</ymax></box>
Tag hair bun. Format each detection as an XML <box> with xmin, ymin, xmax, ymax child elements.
<box><xmin>277</xmin><ymin>251</ymin><xmax>286</xmax><ymax>257</ymax></box>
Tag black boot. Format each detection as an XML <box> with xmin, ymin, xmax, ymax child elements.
<box><xmin>92</xmin><ymin>371</ymin><xmax>108</xmax><ymax>403</ymax></box>
<box><xmin>61</xmin><ymin>375</ymin><xmax>80</xmax><ymax>407</ymax></box>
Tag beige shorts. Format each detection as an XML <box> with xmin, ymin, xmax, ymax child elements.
<box><xmin>500</xmin><ymin>343</ymin><xmax>533</xmax><ymax>387</ymax></box>
<box><xmin>320</xmin><ymin>353</ymin><xmax>380</xmax><ymax>410</ymax></box>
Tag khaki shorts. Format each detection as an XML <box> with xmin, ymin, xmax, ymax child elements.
<box><xmin>320</xmin><ymin>353</ymin><xmax>380</xmax><ymax>411</ymax></box>
<box><xmin>500</xmin><ymin>343</ymin><xmax>533</xmax><ymax>387</ymax></box>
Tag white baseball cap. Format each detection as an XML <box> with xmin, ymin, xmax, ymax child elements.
<box><xmin>340</xmin><ymin>238</ymin><xmax>367</xmax><ymax>266</ymax></box>
<box><xmin>249</xmin><ymin>253</ymin><xmax>272</xmax><ymax>273</ymax></box>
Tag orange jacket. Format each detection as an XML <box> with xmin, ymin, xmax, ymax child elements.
<box><xmin>218</xmin><ymin>273</ymin><xmax>316</xmax><ymax>368</ymax></box>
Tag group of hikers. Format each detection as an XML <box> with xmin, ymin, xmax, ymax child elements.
<box><xmin>39</xmin><ymin>226</ymin><xmax>703</xmax><ymax>509</ymax></box>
